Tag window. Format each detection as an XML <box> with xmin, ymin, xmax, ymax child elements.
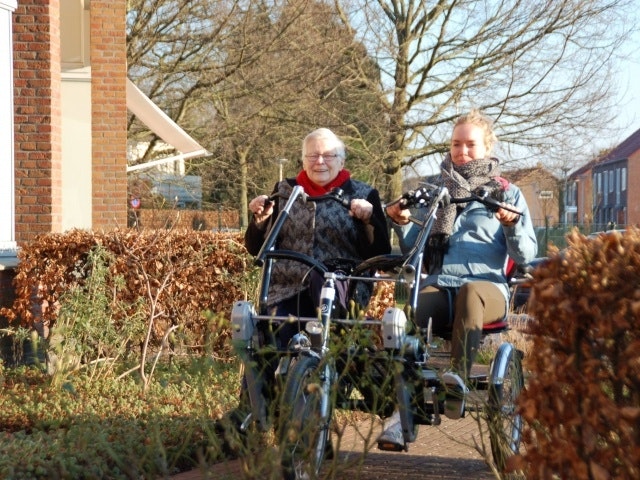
<box><xmin>618</xmin><ymin>207</ymin><xmax>627</xmax><ymax>226</ymax></box>
<box><xmin>609</xmin><ymin>170</ymin><xmax>614</xmax><ymax>193</ymax></box>
<box><xmin>622</xmin><ymin>167</ymin><xmax>627</xmax><ymax>191</ymax></box>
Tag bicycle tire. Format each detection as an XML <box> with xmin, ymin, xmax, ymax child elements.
<box><xmin>487</xmin><ymin>342</ymin><xmax>524</xmax><ymax>472</ymax></box>
<box><xmin>279</xmin><ymin>354</ymin><xmax>333</xmax><ymax>480</ymax></box>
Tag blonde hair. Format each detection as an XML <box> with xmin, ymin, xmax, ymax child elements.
<box><xmin>454</xmin><ymin>109</ymin><xmax>498</xmax><ymax>153</ymax></box>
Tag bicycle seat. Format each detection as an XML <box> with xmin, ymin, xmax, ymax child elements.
<box><xmin>481</xmin><ymin>319</ymin><xmax>509</xmax><ymax>334</ymax></box>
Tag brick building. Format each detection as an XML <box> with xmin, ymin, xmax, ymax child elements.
<box><xmin>568</xmin><ymin>128</ymin><xmax>640</xmax><ymax>229</ymax></box>
<box><xmin>1</xmin><ymin>0</ymin><xmax>205</xmax><ymax>277</ymax></box>
<box><xmin>12</xmin><ymin>0</ymin><xmax>128</xmax><ymax>245</ymax></box>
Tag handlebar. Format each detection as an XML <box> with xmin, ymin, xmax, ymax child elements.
<box><xmin>388</xmin><ymin>184</ymin><xmax>522</xmax><ymax>216</ymax></box>
<box><xmin>263</xmin><ymin>187</ymin><xmax>351</xmax><ymax>210</ymax></box>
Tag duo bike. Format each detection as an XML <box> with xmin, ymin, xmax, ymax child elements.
<box><xmin>231</xmin><ymin>183</ymin><xmax>526</xmax><ymax>479</ymax></box>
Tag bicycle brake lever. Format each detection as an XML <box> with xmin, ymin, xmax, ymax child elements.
<box><xmin>474</xmin><ymin>188</ymin><xmax>522</xmax><ymax>215</ymax></box>
<box><xmin>329</xmin><ymin>187</ymin><xmax>352</xmax><ymax>208</ymax></box>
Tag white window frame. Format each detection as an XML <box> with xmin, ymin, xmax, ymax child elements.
<box><xmin>1</xmin><ymin>1</ymin><xmax>18</xmax><ymax>262</ymax></box>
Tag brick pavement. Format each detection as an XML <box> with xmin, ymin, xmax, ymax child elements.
<box><xmin>169</xmin><ymin>413</ymin><xmax>496</xmax><ymax>480</ymax></box>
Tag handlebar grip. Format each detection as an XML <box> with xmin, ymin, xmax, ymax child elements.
<box><xmin>328</xmin><ymin>188</ymin><xmax>351</xmax><ymax>209</ymax></box>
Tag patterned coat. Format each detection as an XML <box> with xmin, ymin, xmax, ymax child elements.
<box><xmin>245</xmin><ymin>178</ymin><xmax>391</xmax><ymax>308</ymax></box>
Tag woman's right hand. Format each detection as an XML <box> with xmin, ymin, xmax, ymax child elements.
<box><xmin>385</xmin><ymin>202</ymin><xmax>411</xmax><ymax>225</ymax></box>
<box><xmin>249</xmin><ymin>195</ymin><xmax>274</xmax><ymax>224</ymax></box>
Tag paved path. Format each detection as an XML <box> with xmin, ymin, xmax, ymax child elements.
<box><xmin>170</xmin><ymin>413</ymin><xmax>497</xmax><ymax>480</ymax></box>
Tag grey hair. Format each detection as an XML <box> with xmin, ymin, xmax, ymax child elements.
<box><xmin>302</xmin><ymin>128</ymin><xmax>346</xmax><ymax>159</ymax></box>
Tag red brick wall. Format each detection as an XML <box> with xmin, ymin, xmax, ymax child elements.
<box><xmin>13</xmin><ymin>0</ymin><xmax>63</xmax><ymax>244</ymax></box>
<box><xmin>90</xmin><ymin>1</ymin><xmax>128</xmax><ymax>230</ymax></box>
<box><xmin>627</xmin><ymin>151</ymin><xmax>640</xmax><ymax>226</ymax></box>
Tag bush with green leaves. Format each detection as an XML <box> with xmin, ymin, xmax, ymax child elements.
<box><xmin>0</xmin><ymin>359</ymin><xmax>241</xmax><ymax>479</ymax></box>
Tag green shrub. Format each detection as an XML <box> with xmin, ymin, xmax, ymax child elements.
<box><xmin>0</xmin><ymin>360</ymin><xmax>241</xmax><ymax>479</ymax></box>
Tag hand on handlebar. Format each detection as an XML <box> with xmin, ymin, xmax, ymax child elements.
<box><xmin>249</xmin><ymin>195</ymin><xmax>274</xmax><ymax>224</ymax></box>
<box><xmin>385</xmin><ymin>202</ymin><xmax>411</xmax><ymax>226</ymax></box>
<box><xmin>495</xmin><ymin>204</ymin><xmax>520</xmax><ymax>227</ymax></box>
<box><xmin>349</xmin><ymin>198</ymin><xmax>374</xmax><ymax>224</ymax></box>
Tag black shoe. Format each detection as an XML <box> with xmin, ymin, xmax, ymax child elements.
<box><xmin>324</xmin><ymin>439</ymin><xmax>334</xmax><ymax>460</ymax></box>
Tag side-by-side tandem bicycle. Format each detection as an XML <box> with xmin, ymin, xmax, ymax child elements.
<box><xmin>230</xmin><ymin>183</ymin><xmax>528</xmax><ymax>479</ymax></box>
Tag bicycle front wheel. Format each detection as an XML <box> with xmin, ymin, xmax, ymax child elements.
<box><xmin>279</xmin><ymin>354</ymin><xmax>333</xmax><ymax>480</ymax></box>
<box><xmin>487</xmin><ymin>342</ymin><xmax>524</xmax><ymax>472</ymax></box>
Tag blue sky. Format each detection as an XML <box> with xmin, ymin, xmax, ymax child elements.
<box><xmin>607</xmin><ymin>30</ymin><xmax>640</xmax><ymax>147</ymax></box>
<box><xmin>615</xmin><ymin>62</ymin><xmax>639</xmax><ymax>140</ymax></box>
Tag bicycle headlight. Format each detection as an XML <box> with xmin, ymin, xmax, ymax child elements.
<box><xmin>305</xmin><ymin>321</ymin><xmax>324</xmax><ymax>348</ymax></box>
<box><xmin>230</xmin><ymin>301</ymin><xmax>255</xmax><ymax>342</ymax></box>
<box><xmin>382</xmin><ymin>307</ymin><xmax>408</xmax><ymax>350</ymax></box>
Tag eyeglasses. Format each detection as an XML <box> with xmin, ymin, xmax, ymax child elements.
<box><xmin>305</xmin><ymin>153</ymin><xmax>340</xmax><ymax>162</ymax></box>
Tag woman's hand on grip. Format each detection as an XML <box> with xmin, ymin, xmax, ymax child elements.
<box><xmin>249</xmin><ymin>195</ymin><xmax>274</xmax><ymax>224</ymax></box>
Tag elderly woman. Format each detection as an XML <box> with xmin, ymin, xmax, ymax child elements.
<box><xmin>218</xmin><ymin>128</ymin><xmax>390</xmax><ymax>443</ymax></box>
<box><xmin>381</xmin><ymin>110</ymin><xmax>538</xmax><ymax>449</ymax></box>
<box><xmin>246</xmin><ymin>127</ymin><xmax>391</xmax><ymax>326</ymax></box>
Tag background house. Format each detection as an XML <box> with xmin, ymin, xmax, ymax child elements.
<box><xmin>503</xmin><ymin>165</ymin><xmax>560</xmax><ymax>229</ymax></box>
<box><xmin>1</xmin><ymin>1</ymin><xmax>206</xmax><ymax>258</ymax></box>
<box><xmin>569</xmin><ymin>128</ymin><xmax>640</xmax><ymax>230</ymax></box>
<box><xmin>1</xmin><ymin>0</ymin><xmax>128</xmax><ymax>258</ymax></box>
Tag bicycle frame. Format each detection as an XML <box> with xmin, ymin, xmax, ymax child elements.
<box><xmin>231</xmin><ymin>185</ymin><xmax>357</xmax><ymax>431</ymax></box>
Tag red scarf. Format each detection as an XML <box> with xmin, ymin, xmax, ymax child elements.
<box><xmin>295</xmin><ymin>169</ymin><xmax>351</xmax><ymax>196</ymax></box>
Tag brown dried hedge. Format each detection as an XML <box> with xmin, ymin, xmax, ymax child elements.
<box><xmin>515</xmin><ymin>227</ymin><xmax>640</xmax><ymax>479</ymax></box>
<box><xmin>2</xmin><ymin>228</ymin><xmax>394</xmax><ymax>359</ymax></box>
<box><xmin>1</xmin><ymin>229</ymin><xmax>254</xmax><ymax>355</ymax></box>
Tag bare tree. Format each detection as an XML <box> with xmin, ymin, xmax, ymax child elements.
<box><xmin>335</xmin><ymin>0</ymin><xmax>637</xmax><ymax>198</ymax></box>
<box><xmin>126</xmin><ymin>1</ymin><xmax>633</xmax><ymax>206</ymax></box>
<box><xmin>191</xmin><ymin>0</ymin><xmax>388</xmax><ymax>226</ymax></box>
<box><xmin>126</xmin><ymin>0</ymin><xmax>388</xmax><ymax>220</ymax></box>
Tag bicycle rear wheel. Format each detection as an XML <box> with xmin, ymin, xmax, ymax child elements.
<box><xmin>279</xmin><ymin>354</ymin><xmax>333</xmax><ymax>480</ymax></box>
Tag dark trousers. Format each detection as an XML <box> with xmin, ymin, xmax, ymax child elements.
<box><xmin>272</xmin><ymin>270</ymin><xmax>350</xmax><ymax>349</ymax></box>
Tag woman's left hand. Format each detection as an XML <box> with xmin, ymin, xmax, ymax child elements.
<box><xmin>349</xmin><ymin>199</ymin><xmax>373</xmax><ymax>224</ymax></box>
<box><xmin>496</xmin><ymin>204</ymin><xmax>520</xmax><ymax>227</ymax></box>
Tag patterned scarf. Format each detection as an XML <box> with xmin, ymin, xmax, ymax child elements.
<box><xmin>295</xmin><ymin>169</ymin><xmax>351</xmax><ymax>196</ymax></box>
<box><xmin>427</xmin><ymin>154</ymin><xmax>501</xmax><ymax>272</ymax></box>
